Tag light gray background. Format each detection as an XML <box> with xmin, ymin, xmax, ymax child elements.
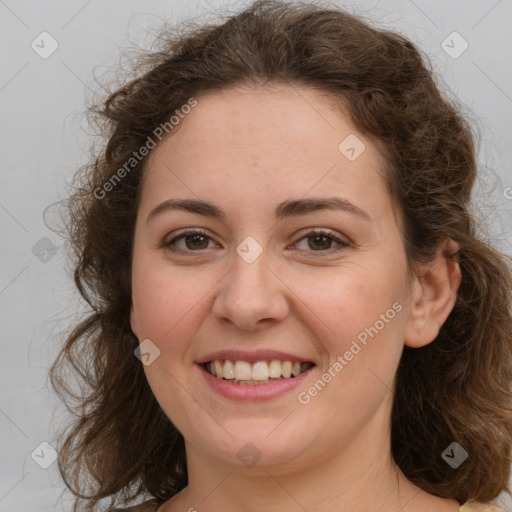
<box><xmin>1</xmin><ymin>0</ymin><xmax>511</xmax><ymax>510</ymax></box>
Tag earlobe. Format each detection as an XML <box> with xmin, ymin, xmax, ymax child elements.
<box><xmin>404</xmin><ymin>238</ymin><xmax>461</xmax><ymax>348</ymax></box>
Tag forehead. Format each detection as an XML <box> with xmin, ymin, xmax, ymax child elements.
<box><xmin>156</xmin><ymin>83</ymin><xmax>362</xmax><ymax>157</ymax></box>
<box><xmin>140</xmin><ymin>84</ymin><xmax>392</xmax><ymax>224</ymax></box>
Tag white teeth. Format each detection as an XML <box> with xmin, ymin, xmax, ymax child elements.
<box><xmin>234</xmin><ymin>361</ymin><xmax>252</xmax><ymax>380</ymax></box>
<box><xmin>206</xmin><ymin>359</ymin><xmax>312</xmax><ymax>382</ymax></box>
<box><xmin>281</xmin><ymin>361</ymin><xmax>292</xmax><ymax>378</ymax></box>
<box><xmin>269</xmin><ymin>360</ymin><xmax>282</xmax><ymax>378</ymax></box>
<box><xmin>252</xmin><ymin>361</ymin><xmax>269</xmax><ymax>380</ymax></box>
<box><xmin>214</xmin><ymin>360</ymin><xmax>223</xmax><ymax>378</ymax></box>
<box><xmin>223</xmin><ymin>360</ymin><xmax>235</xmax><ymax>379</ymax></box>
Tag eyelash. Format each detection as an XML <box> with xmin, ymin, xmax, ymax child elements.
<box><xmin>161</xmin><ymin>228</ymin><xmax>350</xmax><ymax>256</ymax></box>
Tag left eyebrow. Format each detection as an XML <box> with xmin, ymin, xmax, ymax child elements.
<box><xmin>274</xmin><ymin>197</ymin><xmax>371</xmax><ymax>222</ymax></box>
<box><xmin>145</xmin><ymin>196</ymin><xmax>371</xmax><ymax>226</ymax></box>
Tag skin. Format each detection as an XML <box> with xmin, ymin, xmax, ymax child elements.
<box><xmin>130</xmin><ymin>83</ymin><xmax>462</xmax><ymax>512</ymax></box>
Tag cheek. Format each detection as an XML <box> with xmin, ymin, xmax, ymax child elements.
<box><xmin>313</xmin><ymin>262</ymin><xmax>403</xmax><ymax>336</ymax></box>
<box><xmin>299</xmin><ymin>279</ymin><xmax>405</xmax><ymax>438</ymax></box>
<box><xmin>131</xmin><ymin>261</ymin><xmax>205</xmax><ymax>419</ymax></box>
<box><xmin>307</xmin><ymin>263</ymin><xmax>406</xmax><ymax>386</ymax></box>
<box><xmin>131</xmin><ymin>259</ymin><xmax>201</xmax><ymax>350</ymax></box>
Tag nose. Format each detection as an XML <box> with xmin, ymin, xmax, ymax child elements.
<box><xmin>211</xmin><ymin>249</ymin><xmax>290</xmax><ymax>331</ymax></box>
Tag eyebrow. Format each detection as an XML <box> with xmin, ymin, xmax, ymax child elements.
<box><xmin>146</xmin><ymin>196</ymin><xmax>371</xmax><ymax>225</ymax></box>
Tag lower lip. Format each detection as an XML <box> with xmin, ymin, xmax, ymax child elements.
<box><xmin>198</xmin><ymin>364</ymin><xmax>314</xmax><ymax>401</ymax></box>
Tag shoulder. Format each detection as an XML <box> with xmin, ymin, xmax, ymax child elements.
<box><xmin>459</xmin><ymin>502</ymin><xmax>505</xmax><ymax>512</ymax></box>
<box><xmin>108</xmin><ymin>499</ymin><xmax>160</xmax><ymax>512</ymax></box>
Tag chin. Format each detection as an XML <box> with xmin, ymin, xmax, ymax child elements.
<box><xmin>187</xmin><ymin>419</ymin><xmax>321</xmax><ymax>471</ymax></box>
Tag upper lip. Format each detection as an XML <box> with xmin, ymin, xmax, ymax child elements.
<box><xmin>195</xmin><ymin>349</ymin><xmax>315</xmax><ymax>365</ymax></box>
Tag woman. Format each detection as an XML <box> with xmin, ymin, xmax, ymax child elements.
<box><xmin>50</xmin><ymin>1</ymin><xmax>512</xmax><ymax>511</ymax></box>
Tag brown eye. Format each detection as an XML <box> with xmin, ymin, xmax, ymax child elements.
<box><xmin>307</xmin><ymin>234</ymin><xmax>333</xmax><ymax>251</ymax></box>
<box><xmin>162</xmin><ymin>229</ymin><xmax>217</xmax><ymax>253</ymax></box>
<box><xmin>292</xmin><ymin>230</ymin><xmax>349</xmax><ymax>253</ymax></box>
<box><xmin>182</xmin><ymin>233</ymin><xmax>210</xmax><ymax>250</ymax></box>
<box><xmin>161</xmin><ymin>228</ymin><xmax>349</xmax><ymax>256</ymax></box>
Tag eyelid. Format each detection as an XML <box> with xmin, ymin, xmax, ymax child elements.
<box><xmin>289</xmin><ymin>228</ymin><xmax>350</xmax><ymax>254</ymax></box>
<box><xmin>161</xmin><ymin>227</ymin><xmax>351</xmax><ymax>255</ymax></box>
<box><xmin>161</xmin><ymin>228</ymin><xmax>215</xmax><ymax>249</ymax></box>
<box><xmin>291</xmin><ymin>227</ymin><xmax>350</xmax><ymax>246</ymax></box>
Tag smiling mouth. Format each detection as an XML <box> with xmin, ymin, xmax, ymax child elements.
<box><xmin>203</xmin><ymin>359</ymin><xmax>315</xmax><ymax>385</ymax></box>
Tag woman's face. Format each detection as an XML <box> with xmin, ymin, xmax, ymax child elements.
<box><xmin>130</xmin><ymin>84</ymin><xmax>418</xmax><ymax>470</ymax></box>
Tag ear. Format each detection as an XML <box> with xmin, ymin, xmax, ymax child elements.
<box><xmin>130</xmin><ymin>303</ymin><xmax>139</xmax><ymax>340</ymax></box>
<box><xmin>404</xmin><ymin>238</ymin><xmax>461</xmax><ymax>348</ymax></box>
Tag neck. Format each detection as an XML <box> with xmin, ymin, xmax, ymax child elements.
<box><xmin>173</xmin><ymin>401</ymin><xmax>433</xmax><ymax>512</ymax></box>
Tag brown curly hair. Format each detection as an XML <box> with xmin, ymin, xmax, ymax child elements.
<box><xmin>49</xmin><ymin>0</ymin><xmax>512</xmax><ymax>510</ymax></box>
